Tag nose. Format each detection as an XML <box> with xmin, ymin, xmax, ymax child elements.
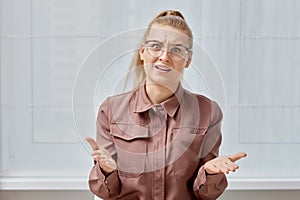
<box><xmin>158</xmin><ymin>49</ymin><xmax>170</xmax><ymax>62</ymax></box>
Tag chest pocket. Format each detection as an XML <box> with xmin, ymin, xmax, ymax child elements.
<box><xmin>111</xmin><ymin>123</ymin><xmax>149</xmax><ymax>177</ymax></box>
<box><xmin>172</xmin><ymin>127</ymin><xmax>207</xmax><ymax>182</ymax></box>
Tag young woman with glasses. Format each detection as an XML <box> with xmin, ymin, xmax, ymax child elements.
<box><xmin>86</xmin><ymin>10</ymin><xmax>246</xmax><ymax>200</ymax></box>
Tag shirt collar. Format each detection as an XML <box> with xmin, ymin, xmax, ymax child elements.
<box><xmin>133</xmin><ymin>82</ymin><xmax>185</xmax><ymax>118</ymax></box>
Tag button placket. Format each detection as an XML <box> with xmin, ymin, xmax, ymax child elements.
<box><xmin>151</xmin><ymin>104</ymin><xmax>167</xmax><ymax>199</ymax></box>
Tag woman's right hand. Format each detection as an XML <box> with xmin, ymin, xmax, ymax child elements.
<box><xmin>86</xmin><ymin>137</ymin><xmax>117</xmax><ymax>175</ymax></box>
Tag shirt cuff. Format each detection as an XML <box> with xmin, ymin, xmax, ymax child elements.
<box><xmin>95</xmin><ymin>164</ymin><xmax>120</xmax><ymax>194</ymax></box>
<box><xmin>104</xmin><ymin>169</ymin><xmax>119</xmax><ymax>194</ymax></box>
<box><xmin>193</xmin><ymin>165</ymin><xmax>207</xmax><ymax>191</ymax></box>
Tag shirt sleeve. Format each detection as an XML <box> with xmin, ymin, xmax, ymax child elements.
<box><xmin>88</xmin><ymin>97</ymin><xmax>121</xmax><ymax>199</ymax></box>
<box><xmin>89</xmin><ymin>165</ymin><xmax>120</xmax><ymax>199</ymax></box>
<box><xmin>193</xmin><ymin>101</ymin><xmax>228</xmax><ymax>200</ymax></box>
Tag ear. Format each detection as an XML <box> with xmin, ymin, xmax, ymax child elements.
<box><xmin>185</xmin><ymin>51</ymin><xmax>193</xmax><ymax>68</ymax></box>
<box><xmin>139</xmin><ymin>45</ymin><xmax>145</xmax><ymax>61</ymax></box>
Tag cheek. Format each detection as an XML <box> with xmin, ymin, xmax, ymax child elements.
<box><xmin>143</xmin><ymin>63</ymin><xmax>153</xmax><ymax>74</ymax></box>
<box><xmin>142</xmin><ymin>55</ymin><xmax>156</xmax><ymax>64</ymax></box>
<box><xmin>140</xmin><ymin>51</ymin><xmax>156</xmax><ymax>64</ymax></box>
<box><xmin>174</xmin><ymin>62</ymin><xmax>187</xmax><ymax>73</ymax></box>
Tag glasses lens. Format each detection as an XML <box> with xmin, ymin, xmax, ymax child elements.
<box><xmin>146</xmin><ymin>41</ymin><xmax>162</xmax><ymax>57</ymax></box>
<box><xmin>145</xmin><ymin>41</ymin><xmax>188</xmax><ymax>61</ymax></box>
<box><xmin>168</xmin><ymin>45</ymin><xmax>187</xmax><ymax>61</ymax></box>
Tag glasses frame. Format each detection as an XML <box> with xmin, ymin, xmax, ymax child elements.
<box><xmin>144</xmin><ymin>40</ymin><xmax>192</xmax><ymax>61</ymax></box>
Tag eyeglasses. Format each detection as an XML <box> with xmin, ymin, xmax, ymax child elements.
<box><xmin>144</xmin><ymin>40</ymin><xmax>192</xmax><ymax>61</ymax></box>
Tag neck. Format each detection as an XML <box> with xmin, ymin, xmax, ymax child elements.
<box><xmin>145</xmin><ymin>81</ymin><xmax>179</xmax><ymax>104</ymax></box>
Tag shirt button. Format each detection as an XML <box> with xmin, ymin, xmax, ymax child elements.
<box><xmin>154</xmin><ymin>105</ymin><xmax>165</xmax><ymax>114</ymax></box>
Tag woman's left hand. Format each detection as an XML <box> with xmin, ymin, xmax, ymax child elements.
<box><xmin>204</xmin><ymin>152</ymin><xmax>247</xmax><ymax>175</ymax></box>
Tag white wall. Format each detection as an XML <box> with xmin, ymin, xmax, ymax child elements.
<box><xmin>1</xmin><ymin>0</ymin><xmax>300</xmax><ymax>197</ymax></box>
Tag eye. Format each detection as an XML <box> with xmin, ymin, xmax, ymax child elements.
<box><xmin>170</xmin><ymin>46</ymin><xmax>182</xmax><ymax>54</ymax></box>
<box><xmin>150</xmin><ymin>42</ymin><xmax>162</xmax><ymax>51</ymax></box>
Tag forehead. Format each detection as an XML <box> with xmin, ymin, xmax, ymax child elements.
<box><xmin>147</xmin><ymin>24</ymin><xmax>190</xmax><ymax>45</ymax></box>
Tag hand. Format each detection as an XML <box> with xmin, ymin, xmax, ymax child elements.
<box><xmin>86</xmin><ymin>137</ymin><xmax>117</xmax><ymax>175</ymax></box>
<box><xmin>204</xmin><ymin>152</ymin><xmax>247</xmax><ymax>175</ymax></box>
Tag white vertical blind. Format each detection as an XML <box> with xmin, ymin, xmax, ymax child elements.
<box><xmin>1</xmin><ymin>0</ymin><xmax>300</xmax><ymax>189</ymax></box>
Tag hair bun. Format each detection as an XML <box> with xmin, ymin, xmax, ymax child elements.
<box><xmin>156</xmin><ymin>10</ymin><xmax>185</xmax><ymax>20</ymax></box>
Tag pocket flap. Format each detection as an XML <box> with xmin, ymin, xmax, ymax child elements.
<box><xmin>173</xmin><ymin>127</ymin><xmax>207</xmax><ymax>135</ymax></box>
<box><xmin>111</xmin><ymin>123</ymin><xmax>149</xmax><ymax>140</ymax></box>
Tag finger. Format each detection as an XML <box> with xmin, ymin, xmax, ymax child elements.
<box><xmin>91</xmin><ymin>147</ymin><xmax>112</xmax><ymax>160</ymax></box>
<box><xmin>91</xmin><ymin>149</ymin><xmax>107</xmax><ymax>156</ymax></box>
<box><xmin>225</xmin><ymin>162</ymin><xmax>239</xmax><ymax>172</ymax></box>
<box><xmin>225</xmin><ymin>158</ymin><xmax>239</xmax><ymax>169</ymax></box>
<box><xmin>228</xmin><ymin>152</ymin><xmax>247</xmax><ymax>162</ymax></box>
<box><xmin>91</xmin><ymin>150</ymin><xmax>101</xmax><ymax>156</ymax></box>
<box><xmin>86</xmin><ymin>137</ymin><xmax>100</xmax><ymax>151</ymax></box>
<box><xmin>216</xmin><ymin>163</ymin><xmax>230</xmax><ymax>174</ymax></box>
<box><xmin>99</xmin><ymin>159</ymin><xmax>117</xmax><ymax>173</ymax></box>
<box><xmin>92</xmin><ymin>153</ymin><xmax>107</xmax><ymax>160</ymax></box>
<box><xmin>100</xmin><ymin>159</ymin><xmax>116</xmax><ymax>167</ymax></box>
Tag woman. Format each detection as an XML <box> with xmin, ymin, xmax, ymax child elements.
<box><xmin>86</xmin><ymin>10</ymin><xmax>246</xmax><ymax>200</ymax></box>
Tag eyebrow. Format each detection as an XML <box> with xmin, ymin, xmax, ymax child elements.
<box><xmin>145</xmin><ymin>39</ymin><xmax>187</xmax><ymax>47</ymax></box>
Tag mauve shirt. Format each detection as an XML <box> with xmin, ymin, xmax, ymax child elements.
<box><xmin>89</xmin><ymin>82</ymin><xmax>227</xmax><ymax>200</ymax></box>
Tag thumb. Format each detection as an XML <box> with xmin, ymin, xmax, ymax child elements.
<box><xmin>86</xmin><ymin>137</ymin><xmax>100</xmax><ymax>151</ymax></box>
<box><xmin>229</xmin><ymin>152</ymin><xmax>247</xmax><ymax>162</ymax></box>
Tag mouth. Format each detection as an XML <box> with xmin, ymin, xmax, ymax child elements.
<box><xmin>155</xmin><ymin>65</ymin><xmax>171</xmax><ymax>72</ymax></box>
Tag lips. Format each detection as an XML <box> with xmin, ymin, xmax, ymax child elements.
<box><xmin>155</xmin><ymin>65</ymin><xmax>171</xmax><ymax>72</ymax></box>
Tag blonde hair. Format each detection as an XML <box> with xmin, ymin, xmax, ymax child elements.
<box><xmin>125</xmin><ymin>10</ymin><xmax>193</xmax><ymax>90</ymax></box>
